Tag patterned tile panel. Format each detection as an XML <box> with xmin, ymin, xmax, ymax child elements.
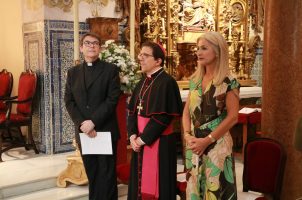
<box><xmin>46</xmin><ymin>20</ymin><xmax>89</xmax><ymax>153</ymax></box>
<box><xmin>23</xmin><ymin>28</ymin><xmax>46</xmax><ymax>152</ymax></box>
<box><xmin>24</xmin><ymin>20</ymin><xmax>89</xmax><ymax>154</ymax></box>
<box><xmin>251</xmin><ymin>47</ymin><xmax>263</xmax><ymax>86</ymax></box>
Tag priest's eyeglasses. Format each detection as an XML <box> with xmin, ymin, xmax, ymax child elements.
<box><xmin>138</xmin><ymin>53</ymin><xmax>154</xmax><ymax>59</ymax></box>
<box><xmin>83</xmin><ymin>41</ymin><xmax>100</xmax><ymax>47</ymax></box>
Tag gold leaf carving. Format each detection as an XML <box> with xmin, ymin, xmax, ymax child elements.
<box><xmin>44</xmin><ymin>0</ymin><xmax>73</xmax><ymax>12</ymax></box>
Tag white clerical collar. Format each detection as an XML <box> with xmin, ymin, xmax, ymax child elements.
<box><xmin>147</xmin><ymin>67</ymin><xmax>163</xmax><ymax>77</ymax></box>
<box><xmin>87</xmin><ymin>62</ymin><xmax>93</xmax><ymax>66</ymax></box>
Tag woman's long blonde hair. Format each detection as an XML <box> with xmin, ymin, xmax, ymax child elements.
<box><xmin>191</xmin><ymin>32</ymin><xmax>229</xmax><ymax>86</ymax></box>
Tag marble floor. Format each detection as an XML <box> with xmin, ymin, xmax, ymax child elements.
<box><xmin>0</xmin><ymin>148</ymin><xmax>262</xmax><ymax>200</ymax></box>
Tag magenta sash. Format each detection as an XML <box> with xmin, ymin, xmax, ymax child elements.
<box><xmin>137</xmin><ymin>116</ymin><xmax>173</xmax><ymax>200</ymax></box>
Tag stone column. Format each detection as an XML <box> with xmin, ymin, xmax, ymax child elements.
<box><xmin>262</xmin><ymin>1</ymin><xmax>302</xmax><ymax>199</ymax></box>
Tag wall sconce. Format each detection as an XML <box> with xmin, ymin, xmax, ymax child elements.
<box><xmin>294</xmin><ymin>116</ymin><xmax>302</xmax><ymax>151</ymax></box>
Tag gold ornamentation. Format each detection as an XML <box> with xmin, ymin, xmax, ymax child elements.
<box><xmin>56</xmin><ymin>140</ymin><xmax>88</xmax><ymax>187</ymax></box>
<box><xmin>84</xmin><ymin>0</ymin><xmax>110</xmax><ymax>17</ymax></box>
<box><xmin>56</xmin><ymin>155</ymin><xmax>88</xmax><ymax>187</ymax></box>
<box><xmin>137</xmin><ymin>0</ymin><xmax>262</xmax><ymax>86</ymax></box>
<box><xmin>182</xmin><ymin>0</ymin><xmax>216</xmax><ymax>32</ymax></box>
<box><xmin>82</xmin><ymin>0</ymin><xmax>109</xmax><ymax>6</ymax></box>
<box><xmin>44</xmin><ymin>0</ymin><xmax>73</xmax><ymax>12</ymax></box>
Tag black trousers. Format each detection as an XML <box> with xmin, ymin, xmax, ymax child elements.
<box><xmin>82</xmin><ymin>140</ymin><xmax>118</xmax><ymax>200</ymax></box>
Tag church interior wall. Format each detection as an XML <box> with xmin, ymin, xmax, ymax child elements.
<box><xmin>0</xmin><ymin>0</ymin><xmax>25</xmax><ymax>99</ymax></box>
<box><xmin>0</xmin><ymin>0</ymin><xmax>121</xmax><ymax>154</ymax></box>
<box><xmin>0</xmin><ymin>0</ymin><xmax>264</xmax><ymax>154</ymax></box>
<box><xmin>24</xmin><ymin>20</ymin><xmax>90</xmax><ymax>153</ymax></box>
<box><xmin>22</xmin><ymin>1</ymin><xmax>120</xmax><ymax>154</ymax></box>
<box><xmin>1</xmin><ymin>1</ymin><xmax>302</xmax><ymax>198</ymax></box>
<box><xmin>22</xmin><ymin>1</ymin><xmax>121</xmax><ymax>23</ymax></box>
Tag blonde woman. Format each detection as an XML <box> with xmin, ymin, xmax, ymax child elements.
<box><xmin>183</xmin><ymin>31</ymin><xmax>239</xmax><ymax>199</ymax></box>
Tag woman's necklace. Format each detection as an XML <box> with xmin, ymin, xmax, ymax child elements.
<box><xmin>137</xmin><ymin>70</ymin><xmax>164</xmax><ymax>114</ymax></box>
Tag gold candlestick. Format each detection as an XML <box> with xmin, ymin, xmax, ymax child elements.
<box><xmin>228</xmin><ymin>21</ymin><xmax>232</xmax><ymax>41</ymax></box>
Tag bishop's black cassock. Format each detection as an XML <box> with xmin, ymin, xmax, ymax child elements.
<box><xmin>127</xmin><ymin>68</ymin><xmax>183</xmax><ymax>200</ymax></box>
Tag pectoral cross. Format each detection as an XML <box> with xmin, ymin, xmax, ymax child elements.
<box><xmin>137</xmin><ymin>100</ymin><xmax>143</xmax><ymax>115</ymax></box>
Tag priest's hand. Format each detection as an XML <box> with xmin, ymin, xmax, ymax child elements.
<box><xmin>87</xmin><ymin>129</ymin><xmax>97</xmax><ymax>138</ymax></box>
<box><xmin>130</xmin><ymin>135</ymin><xmax>141</xmax><ymax>152</ymax></box>
<box><xmin>80</xmin><ymin>120</ymin><xmax>95</xmax><ymax>134</ymax></box>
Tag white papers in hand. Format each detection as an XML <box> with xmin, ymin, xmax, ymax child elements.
<box><xmin>239</xmin><ymin>107</ymin><xmax>262</xmax><ymax>114</ymax></box>
<box><xmin>79</xmin><ymin>132</ymin><xmax>112</xmax><ymax>155</ymax></box>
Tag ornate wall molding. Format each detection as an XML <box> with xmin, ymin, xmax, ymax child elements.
<box><xmin>44</xmin><ymin>0</ymin><xmax>73</xmax><ymax>12</ymax></box>
<box><xmin>23</xmin><ymin>21</ymin><xmax>44</xmax><ymax>33</ymax></box>
<box><xmin>26</xmin><ymin>0</ymin><xmax>44</xmax><ymax>10</ymax></box>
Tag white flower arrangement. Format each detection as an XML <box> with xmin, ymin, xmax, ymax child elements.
<box><xmin>100</xmin><ymin>40</ymin><xmax>141</xmax><ymax>93</ymax></box>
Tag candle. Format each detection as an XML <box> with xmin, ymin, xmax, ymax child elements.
<box><xmin>161</xmin><ymin>17</ymin><xmax>165</xmax><ymax>30</ymax></box>
<box><xmin>240</xmin><ymin>24</ymin><xmax>244</xmax><ymax>40</ymax></box>
<box><xmin>228</xmin><ymin>21</ymin><xmax>232</xmax><ymax>35</ymax></box>
<box><xmin>147</xmin><ymin>15</ymin><xmax>150</xmax><ymax>30</ymax></box>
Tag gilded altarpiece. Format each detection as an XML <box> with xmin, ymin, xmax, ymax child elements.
<box><xmin>137</xmin><ymin>0</ymin><xmax>262</xmax><ymax>86</ymax></box>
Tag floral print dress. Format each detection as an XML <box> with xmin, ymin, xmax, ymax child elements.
<box><xmin>185</xmin><ymin>75</ymin><xmax>239</xmax><ymax>200</ymax></box>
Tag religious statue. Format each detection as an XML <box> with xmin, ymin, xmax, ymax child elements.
<box><xmin>231</xmin><ymin>2</ymin><xmax>244</xmax><ymax>23</ymax></box>
<box><xmin>182</xmin><ymin>0</ymin><xmax>215</xmax><ymax>31</ymax></box>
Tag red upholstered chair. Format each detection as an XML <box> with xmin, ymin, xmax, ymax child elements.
<box><xmin>243</xmin><ymin>138</ymin><xmax>286</xmax><ymax>200</ymax></box>
<box><xmin>0</xmin><ymin>69</ymin><xmax>13</xmax><ymax>113</ymax></box>
<box><xmin>176</xmin><ymin>179</ymin><xmax>187</xmax><ymax>200</ymax></box>
<box><xmin>248</xmin><ymin>112</ymin><xmax>261</xmax><ymax>124</ymax></box>
<box><xmin>115</xmin><ymin>94</ymin><xmax>131</xmax><ymax>184</ymax></box>
<box><xmin>116</xmin><ymin>162</ymin><xmax>130</xmax><ymax>184</ymax></box>
<box><xmin>0</xmin><ymin>69</ymin><xmax>39</xmax><ymax>162</ymax></box>
<box><xmin>237</xmin><ymin>113</ymin><xmax>249</xmax><ymax>160</ymax></box>
<box><xmin>237</xmin><ymin>111</ymin><xmax>262</xmax><ymax>160</ymax></box>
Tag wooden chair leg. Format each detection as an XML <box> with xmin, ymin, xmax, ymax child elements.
<box><xmin>28</xmin><ymin>125</ymin><xmax>39</xmax><ymax>154</ymax></box>
<box><xmin>14</xmin><ymin>127</ymin><xmax>28</xmax><ymax>150</ymax></box>
<box><xmin>0</xmin><ymin>131</ymin><xmax>3</xmax><ymax>162</ymax></box>
<box><xmin>242</xmin><ymin>123</ymin><xmax>247</xmax><ymax>161</ymax></box>
<box><xmin>1</xmin><ymin>129</ymin><xmax>12</xmax><ymax>141</ymax></box>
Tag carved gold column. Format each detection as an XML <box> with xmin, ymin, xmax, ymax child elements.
<box><xmin>218</xmin><ymin>0</ymin><xmax>257</xmax><ymax>86</ymax></box>
<box><xmin>168</xmin><ymin>0</ymin><xmax>180</xmax><ymax>77</ymax></box>
<box><xmin>139</xmin><ymin>0</ymin><xmax>180</xmax><ymax>78</ymax></box>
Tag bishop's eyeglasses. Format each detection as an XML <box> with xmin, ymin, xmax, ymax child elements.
<box><xmin>83</xmin><ymin>41</ymin><xmax>100</xmax><ymax>47</ymax></box>
<box><xmin>138</xmin><ymin>52</ymin><xmax>154</xmax><ymax>59</ymax></box>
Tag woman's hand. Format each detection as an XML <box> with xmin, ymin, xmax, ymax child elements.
<box><xmin>184</xmin><ymin>134</ymin><xmax>195</xmax><ymax>144</ymax></box>
<box><xmin>187</xmin><ymin>137</ymin><xmax>211</xmax><ymax>156</ymax></box>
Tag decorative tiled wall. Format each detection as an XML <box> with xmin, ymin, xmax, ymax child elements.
<box><xmin>23</xmin><ymin>20</ymin><xmax>89</xmax><ymax>154</ymax></box>
<box><xmin>250</xmin><ymin>47</ymin><xmax>263</xmax><ymax>86</ymax></box>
